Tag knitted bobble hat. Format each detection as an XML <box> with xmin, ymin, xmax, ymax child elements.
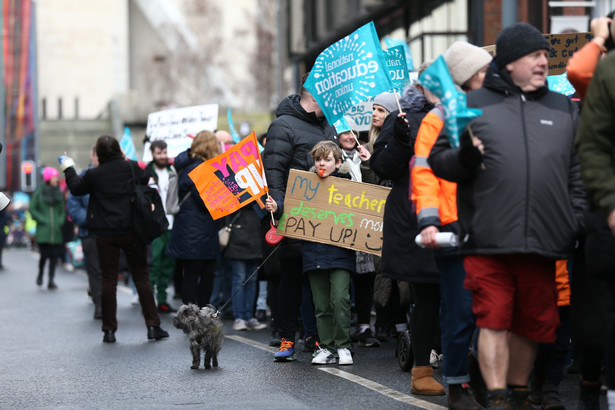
<box><xmin>443</xmin><ymin>41</ymin><xmax>493</xmax><ymax>86</ymax></box>
<box><xmin>373</xmin><ymin>92</ymin><xmax>398</xmax><ymax>114</ymax></box>
<box><xmin>43</xmin><ymin>166</ymin><xmax>60</xmax><ymax>182</ymax></box>
<box><xmin>494</xmin><ymin>22</ymin><xmax>550</xmax><ymax>68</ymax></box>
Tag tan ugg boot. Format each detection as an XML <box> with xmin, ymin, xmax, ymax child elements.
<box><xmin>410</xmin><ymin>366</ymin><xmax>446</xmax><ymax>396</ymax></box>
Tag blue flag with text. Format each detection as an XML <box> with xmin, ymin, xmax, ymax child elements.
<box><xmin>419</xmin><ymin>56</ymin><xmax>482</xmax><ymax>148</ymax></box>
<box><xmin>303</xmin><ymin>21</ymin><xmax>393</xmax><ymax>126</ymax></box>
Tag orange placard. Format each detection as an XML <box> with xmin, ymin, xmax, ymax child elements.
<box><xmin>188</xmin><ymin>132</ymin><xmax>267</xmax><ymax>220</ymax></box>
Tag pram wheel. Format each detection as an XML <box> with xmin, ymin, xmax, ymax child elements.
<box><xmin>397</xmin><ymin>329</ymin><xmax>413</xmax><ymax>372</ymax></box>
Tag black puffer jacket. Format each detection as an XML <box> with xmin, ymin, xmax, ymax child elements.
<box><xmin>370</xmin><ymin>87</ymin><xmax>440</xmax><ymax>283</ymax></box>
<box><xmin>263</xmin><ymin>94</ymin><xmax>337</xmax><ymax>211</ymax></box>
<box><xmin>263</xmin><ymin>94</ymin><xmax>337</xmax><ymax>259</ymax></box>
<box><xmin>64</xmin><ymin>155</ymin><xmax>149</xmax><ymax>236</ymax></box>
<box><xmin>429</xmin><ymin>62</ymin><xmax>586</xmax><ymax>259</ymax></box>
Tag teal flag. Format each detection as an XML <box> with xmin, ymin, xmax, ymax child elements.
<box><xmin>547</xmin><ymin>73</ymin><xmax>576</xmax><ymax>96</ymax></box>
<box><xmin>383</xmin><ymin>45</ymin><xmax>409</xmax><ymax>93</ymax></box>
<box><xmin>303</xmin><ymin>21</ymin><xmax>393</xmax><ymax>126</ymax></box>
<box><xmin>120</xmin><ymin>127</ymin><xmax>137</xmax><ymax>160</ymax></box>
<box><xmin>419</xmin><ymin>56</ymin><xmax>482</xmax><ymax>148</ymax></box>
<box><xmin>384</xmin><ymin>37</ymin><xmax>414</xmax><ymax>71</ymax></box>
<box><xmin>226</xmin><ymin>108</ymin><xmax>242</xmax><ymax>144</ymax></box>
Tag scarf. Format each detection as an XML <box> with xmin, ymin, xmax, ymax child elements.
<box><xmin>41</xmin><ymin>184</ymin><xmax>63</xmax><ymax>207</ymax></box>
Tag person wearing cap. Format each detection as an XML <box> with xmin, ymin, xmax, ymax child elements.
<box><xmin>336</xmin><ymin>116</ymin><xmax>382</xmax><ymax>348</ymax></box>
<box><xmin>575</xmin><ymin>26</ymin><xmax>615</xmax><ymax>410</ymax></box>
<box><xmin>429</xmin><ymin>23</ymin><xmax>586</xmax><ymax>409</ymax></box>
<box><xmin>370</xmin><ymin>66</ymin><xmax>444</xmax><ymax>397</ymax></box>
<box><xmin>368</xmin><ymin>92</ymin><xmax>397</xmax><ymax>152</ymax></box>
<box><xmin>412</xmin><ymin>41</ymin><xmax>491</xmax><ymax>409</ymax></box>
<box><xmin>30</xmin><ymin>166</ymin><xmax>66</xmax><ymax>290</ymax></box>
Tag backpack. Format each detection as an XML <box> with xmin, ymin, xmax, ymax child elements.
<box><xmin>129</xmin><ymin>163</ymin><xmax>169</xmax><ymax>244</ymax></box>
<box><xmin>165</xmin><ymin>169</ymin><xmax>191</xmax><ymax>215</ymax></box>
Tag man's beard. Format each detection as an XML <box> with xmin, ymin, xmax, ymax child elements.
<box><xmin>153</xmin><ymin>158</ymin><xmax>168</xmax><ymax>168</ymax></box>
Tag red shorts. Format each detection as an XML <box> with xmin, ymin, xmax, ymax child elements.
<box><xmin>463</xmin><ymin>254</ymin><xmax>559</xmax><ymax>343</ymax></box>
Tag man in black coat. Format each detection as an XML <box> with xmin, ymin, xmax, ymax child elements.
<box><xmin>263</xmin><ymin>76</ymin><xmax>337</xmax><ymax>361</ymax></box>
<box><xmin>429</xmin><ymin>23</ymin><xmax>585</xmax><ymax>408</ymax></box>
<box><xmin>60</xmin><ymin>135</ymin><xmax>169</xmax><ymax>344</ymax></box>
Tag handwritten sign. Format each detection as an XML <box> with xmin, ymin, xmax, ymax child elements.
<box><xmin>485</xmin><ymin>32</ymin><xmax>590</xmax><ymax>76</ymax></box>
<box><xmin>189</xmin><ymin>132</ymin><xmax>266</xmax><ymax>220</ymax></box>
<box><xmin>278</xmin><ymin>169</ymin><xmax>391</xmax><ymax>255</ymax></box>
<box><xmin>544</xmin><ymin>32</ymin><xmax>591</xmax><ymax>75</ymax></box>
<box><xmin>144</xmin><ymin>104</ymin><xmax>219</xmax><ymax>161</ymax></box>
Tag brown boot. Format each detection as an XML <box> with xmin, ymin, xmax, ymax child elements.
<box><xmin>411</xmin><ymin>365</ymin><xmax>445</xmax><ymax>396</ymax></box>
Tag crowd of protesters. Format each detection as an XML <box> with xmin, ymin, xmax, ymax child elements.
<box><xmin>1</xmin><ymin>16</ymin><xmax>613</xmax><ymax>410</ymax></box>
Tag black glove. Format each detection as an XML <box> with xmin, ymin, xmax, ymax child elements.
<box><xmin>393</xmin><ymin>116</ymin><xmax>411</xmax><ymax>141</ymax></box>
<box><xmin>458</xmin><ymin>130</ymin><xmax>482</xmax><ymax>169</ymax></box>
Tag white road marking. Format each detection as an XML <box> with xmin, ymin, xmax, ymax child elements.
<box><xmin>226</xmin><ymin>334</ymin><xmax>446</xmax><ymax>409</ymax></box>
<box><xmin>319</xmin><ymin>367</ymin><xmax>446</xmax><ymax>410</ymax></box>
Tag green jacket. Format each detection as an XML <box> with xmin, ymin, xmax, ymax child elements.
<box><xmin>576</xmin><ymin>51</ymin><xmax>615</xmax><ymax>216</ymax></box>
<box><xmin>30</xmin><ymin>185</ymin><xmax>65</xmax><ymax>245</ymax></box>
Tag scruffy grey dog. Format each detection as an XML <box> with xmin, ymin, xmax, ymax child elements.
<box><xmin>173</xmin><ymin>304</ymin><xmax>224</xmax><ymax>369</ymax></box>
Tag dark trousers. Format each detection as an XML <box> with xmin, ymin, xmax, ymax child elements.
<box><xmin>96</xmin><ymin>235</ymin><xmax>159</xmax><ymax>332</ymax></box>
<box><xmin>82</xmin><ymin>236</ymin><xmax>101</xmax><ymax>306</ymax></box>
<box><xmin>38</xmin><ymin>243</ymin><xmax>63</xmax><ymax>282</ymax></box>
<box><xmin>410</xmin><ymin>282</ymin><xmax>441</xmax><ymax>367</ymax></box>
<box><xmin>181</xmin><ymin>259</ymin><xmax>216</xmax><ymax>307</ymax></box>
<box><xmin>353</xmin><ymin>271</ymin><xmax>376</xmax><ymax>325</ymax></box>
<box><xmin>277</xmin><ymin>255</ymin><xmax>303</xmax><ymax>341</ymax></box>
<box><xmin>533</xmin><ymin>306</ymin><xmax>571</xmax><ymax>386</ymax></box>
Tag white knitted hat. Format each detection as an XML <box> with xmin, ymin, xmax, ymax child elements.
<box><xmin>443</xmin><ymin>41</ymin><xmax>493</xmax><ymax>87</ymax></box>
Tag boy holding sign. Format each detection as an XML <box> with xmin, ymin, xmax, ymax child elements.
<box><xmin>266</xmin><ymin>141</ymin><xmax>355</xmax><ymax>365</ymax></box>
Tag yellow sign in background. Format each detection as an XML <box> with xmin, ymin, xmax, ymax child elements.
<box><xmin>277</xmin><ymin>169</ymin><xmax>391</xmax><ymax>256</ymax></box>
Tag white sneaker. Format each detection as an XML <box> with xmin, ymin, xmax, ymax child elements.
<box><xmin>246</xmin><ymin>318</ymin><xmax>267</xmax><ymax>330</ymax></box>
<box><xmin>130</xmin><ymin>295</ymin><xmax>139</xmax><ymax>305</ymax></box>
<box><xmin>63</xmin><ymin>263</ymin><xmax>74</xmax><ymax>272</ymax></box>
<box><xmin>430</xmin><ymin>349</ymin><xmax>442</xmax><ymax>368</ymax></box>
<box><xmin>312</xmin><ymin>345</ymin><xmax>336</xmax><ymax>365</ymax></box>
<box><xmin>233</xmin><ymin>318</ymin><xmax>248</xmax><ymax>331</ymax></box>
<box><xmin>338</xmin><ymin>348</ymin><xmax>353</xmax><ymax>365</ymax></box>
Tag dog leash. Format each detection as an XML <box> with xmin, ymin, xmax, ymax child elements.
<box><xmin>215</xmin><ymin>243</ymin><xmax>282</xmax><ymax>317</ymax></box>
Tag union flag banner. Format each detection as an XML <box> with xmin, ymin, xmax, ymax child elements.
<box><xmin>188</xmin><ymin>132</ymin><xmax>267</xmax><ymax>220</ymax></box>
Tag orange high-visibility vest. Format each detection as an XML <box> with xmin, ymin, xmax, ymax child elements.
<box><xmin>411</xmin><ymin>107</ymin><xmax>458</xmax><ymax>228</ymax></box>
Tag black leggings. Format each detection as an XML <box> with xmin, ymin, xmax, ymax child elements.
<box><xmin>38</xmin><ymin>243</ymin><xmax>63</xmax><ymax>280</ymax></box>
<box><xmin>181</xmin><ymin>259</ymin><xmax>217</xmax><ymax>308</ymax></box>
<box><xmin>353</xmin><ymin>272</ymin><xmax>376</xmax><ymax>325</ymax></box>
<box><xmin>410</xmin><ymin>282</ymin><xmax>441</xmax><ymax>367</ymax></box>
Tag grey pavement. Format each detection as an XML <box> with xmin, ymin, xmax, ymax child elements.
<box><xmin>0</xmin><ymin>247</ymin><xmax>607</xmax><ymax>409</ymax></box>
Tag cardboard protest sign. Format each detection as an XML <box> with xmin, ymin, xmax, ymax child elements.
<box><xmin>188</xmin><ymin>132</ymin><xmax>266</xmax><ymax>220</ymax></box>
<box><xmin>144</xmin><ymin>104</ymin><xmax>219</xmax><ymax>161</ymax></box>
<box><xmin>384</xmin><ymin>45</ymin><xmax>410</xmax><ymax>93</ymax></box>
<box><xmin>419</xmin><ymin>56</ymin><xmax>482</xmax><ymax>148</ymax></box>
<box><xmin>303</xmin><ymin>21</ymin><xmax>394</xmax><ymax>126</ymax></box>
<box><xmin>545</xmin><ymin>32</ymin><xmax>590</xmax><ymax>75</ymax></box>
<box><xmin>484</xmin><ymin>32</ymin><xmax>590</xmax><ymax>76</ymax></box>
<box><xmin>277</xmin><ymin>169</ymin><xmax>391</xmax><ymax>256</ymax></box>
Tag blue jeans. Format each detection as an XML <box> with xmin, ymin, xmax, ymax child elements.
<box><xmin>211</xmin><ymin>254</ymin><xmax>232</xmax><ymax>313</ymax></box>
<box><xmin>230</xmin><ymin>259</ymin><xmax>260</xmax><ymax>321</ymax></box>
<box><xmin>301</xmin><ymin>277</ymin><xmax>318</xmax><ymax>338</ymax></box>
<box><xmin>438</xmin><ymin>255</ymin><xmax>476</xmax><ymax>384</ymax></box>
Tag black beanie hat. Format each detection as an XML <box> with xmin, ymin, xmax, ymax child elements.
<box><xmin>495</xmin><ymin>22</ymin><xmax>550</xmax><ymax>68</ymax></box>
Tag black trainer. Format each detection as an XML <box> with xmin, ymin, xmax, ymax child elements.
<box><xmin>358</xmin><ymin>328</ymin><xmax>381</xmax><ymax>347</ymax></box>
<box><xmin>103</xmin><ymin>331</ymin><xmax>116</xmax><ymax>343</ymax></box>
<box><xmin>147</xmin><ymin>326</ymin><xmax>169</xmax><ymax>340</ymax></box>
